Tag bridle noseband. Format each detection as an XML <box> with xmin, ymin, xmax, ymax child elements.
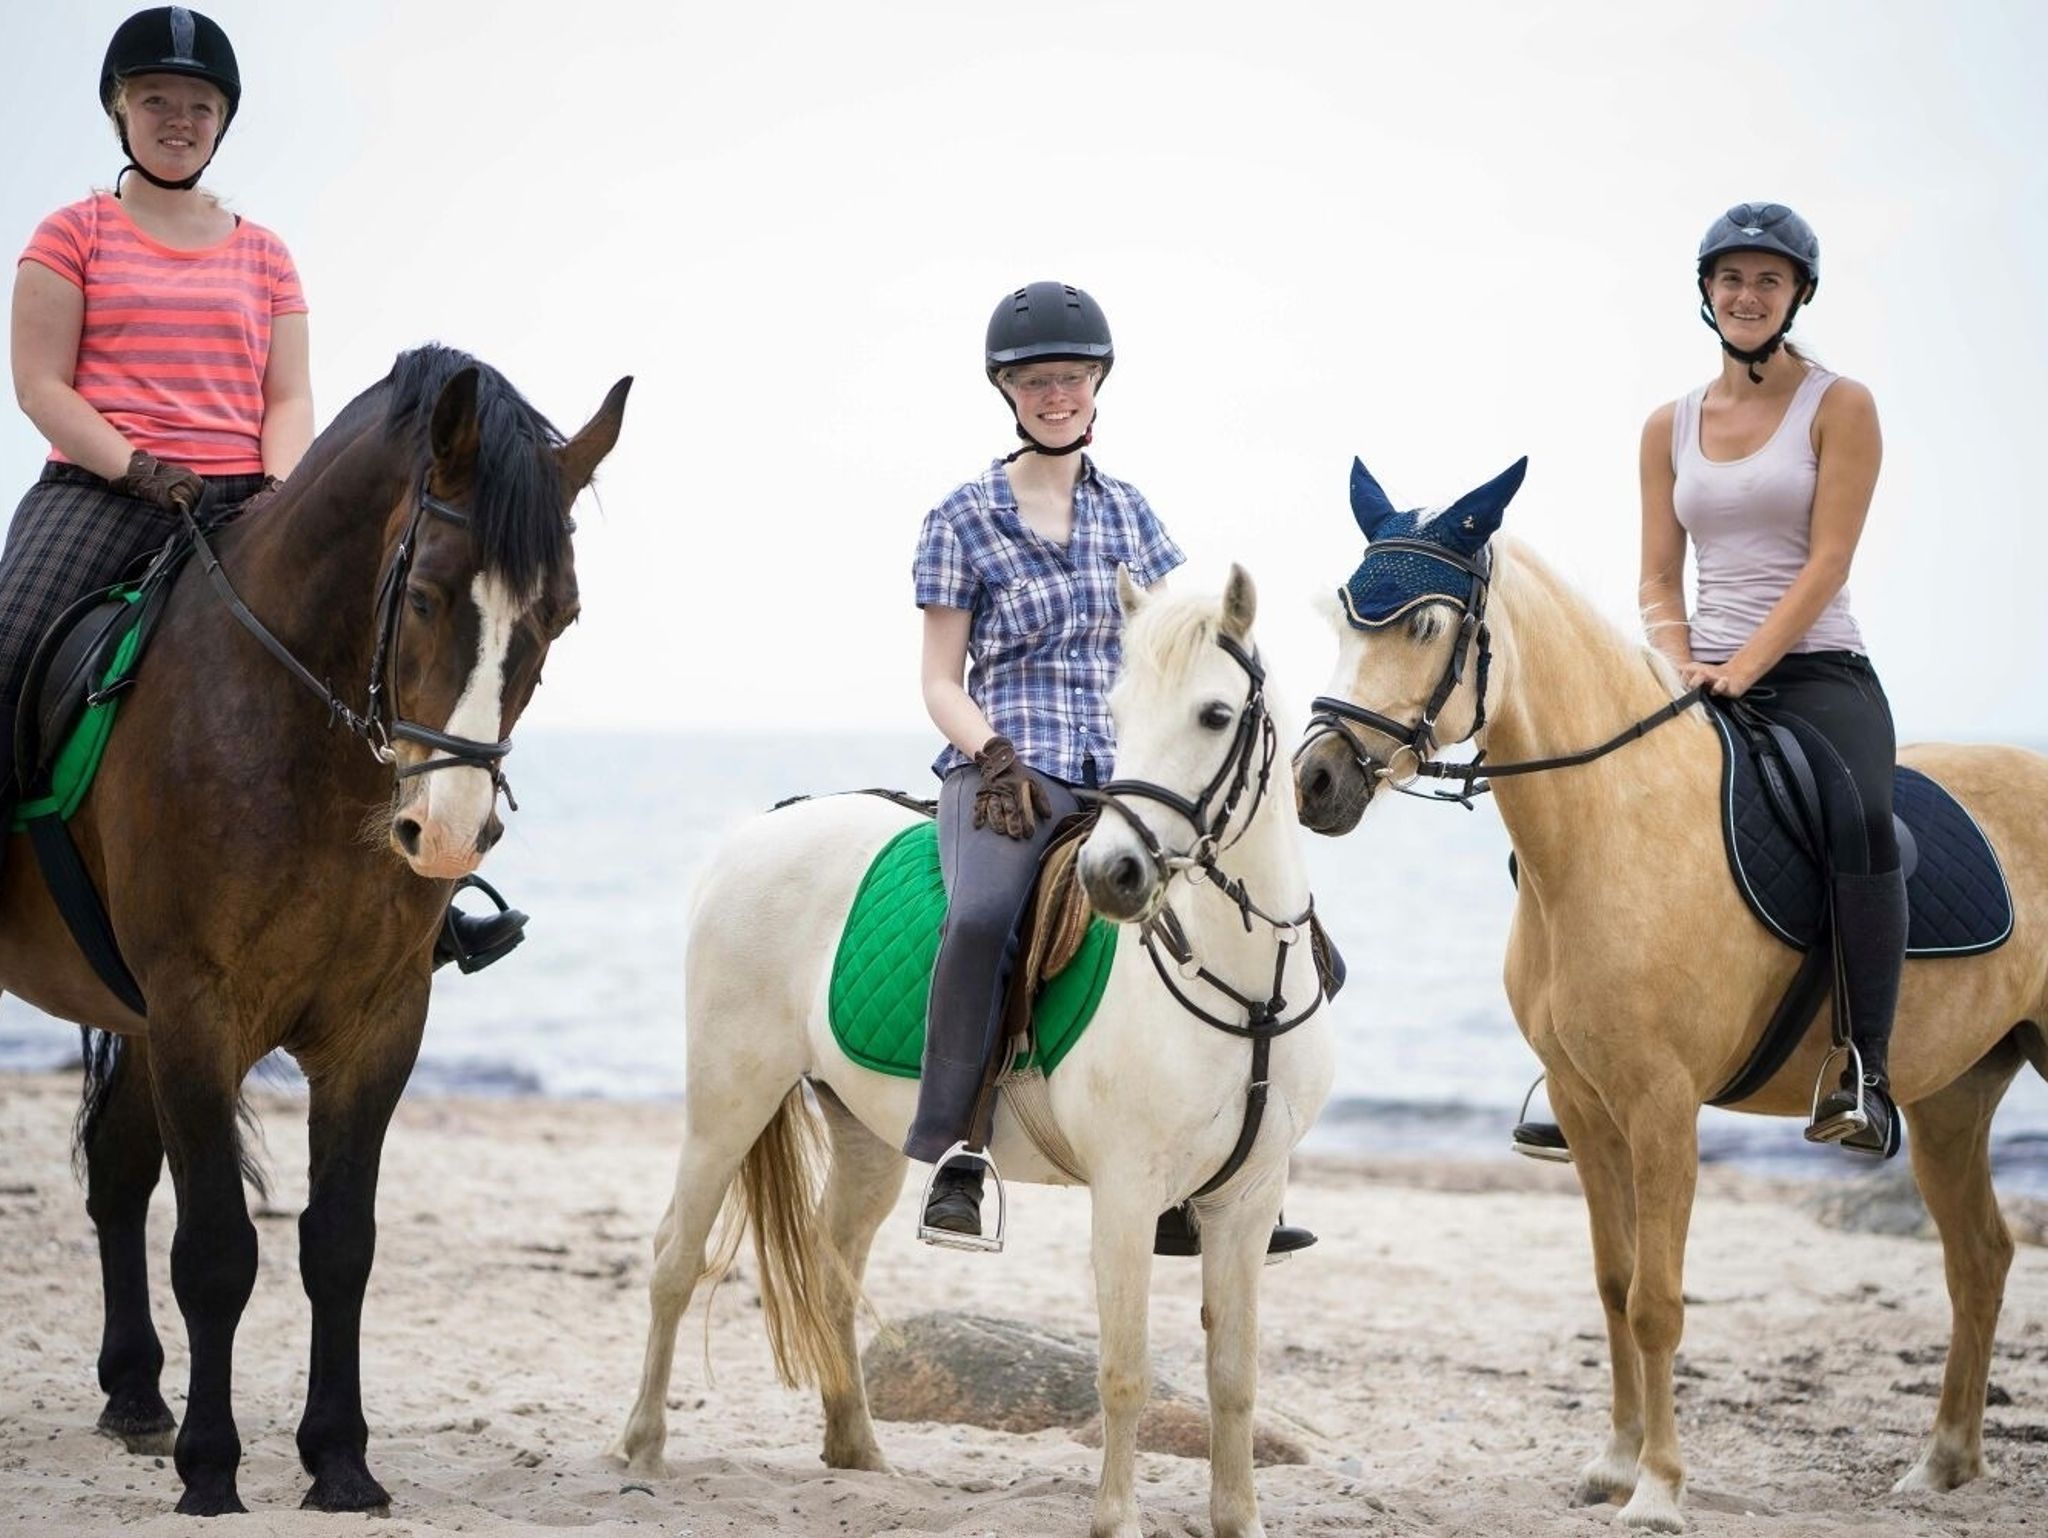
<box><xmin>1302</xmin><ymin>538</ymin><xmax>1710</xmax><ymax>805</ymax></box>
<box><xmin>184</xmin><ymin>470</ymin><xmax>560</xmax><ymax>816</ymax></box>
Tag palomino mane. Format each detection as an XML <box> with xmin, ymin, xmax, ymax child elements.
<box><xmin>384</xmin><ymin>344</ymin><xmax>570</xmax><ymax>594</ymax></box>
<box><xmin>1489</xmin><ymin>535</ymin><xmax>1691</xmax><ymax>710</ymax></box>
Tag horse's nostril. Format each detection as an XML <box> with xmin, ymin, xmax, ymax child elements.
<box><xmin>476</xmin><ymin>814</ymin><xmax>503</xmax><ymax>855</ymax></box>
<box><xmin>1113</xmin><ymin>855</ymin><xmax>1143</xmax><ymax>893</ymax></box>
<box><xmin>1304</xmin><ymin>765</ymin><xmax>1329</xmax><ymax>799</ymax></box>
<box><xmin>394</xmin><ymin>817</ymin><xmax>423</xmax><ymax>857</ymax></box>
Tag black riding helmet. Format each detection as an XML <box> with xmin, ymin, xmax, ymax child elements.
<box><xmin>100</xmin><ymin>7</ymin><xmax>241</xmax><ymax>193</ymax></box>
<box><xmin>1695</xmin><ymin>202</ymin><xmax>1819</xmax><ymax>381</ymax></box>
<box><xmin>986</xmin><ymin>282</ymin><xmax>1114</xmax><ymax>460</ymax></box>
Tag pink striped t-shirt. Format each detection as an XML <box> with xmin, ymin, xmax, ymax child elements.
<box><xmin>19</xmin><ymin>192</ymin><xmax>307</xmax><ymax>475</ymax></box>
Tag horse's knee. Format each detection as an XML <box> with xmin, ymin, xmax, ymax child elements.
<box><xmin>1098</xmin><ymin>1361</ymin><xmax>1148</xmax><ymax>1418</ymax></box>
<box><xmin>171</xmin><ymin>1211</ymin><xmax>258</xmax><ymax>1317</ymax></box>
<box><xmin>298</xmin><ymin>1202</ymin><xmax>374</xmax><ymax>1305</ymax></box>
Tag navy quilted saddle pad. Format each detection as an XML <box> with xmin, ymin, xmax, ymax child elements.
<box><xmin>1709</xmin><ymin>707</ymin><xmax>2013</xmax><ymax>957</ymax></box>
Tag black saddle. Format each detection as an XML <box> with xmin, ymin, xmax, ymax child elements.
<box><xmin>1708</xmin><ymin>701</ymin><xmax>2012</xmax><ymax>958</ymax></box>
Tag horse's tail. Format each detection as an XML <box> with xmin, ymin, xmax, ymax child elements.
<box><xmin>704</xmin><ymin>1085</ymin><xmax>854</xmax><ymax>1398</ymax></box>
<box><xmin>71</xmin><ymin>1027</ymin><xmax>125</xmax><ymax>1181</ymax></box>
<box><xmin>72</xmin><ymin>1027</ymin><xmax>271</xmax><ymax>1200</ymax></box>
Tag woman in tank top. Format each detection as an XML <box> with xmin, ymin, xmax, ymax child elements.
<box><xmin>1640</xmin><ymin>202</ymin><xmax>1903</xmax><ymax>1157</ymax></box>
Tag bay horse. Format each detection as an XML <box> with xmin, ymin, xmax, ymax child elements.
<box><xmin>0</xmin><ymin>345</ymin><xmax>629</xmax><ymax>1515</ymax></box>
<box><xmin>1293</xmin><ymin>457</ymin><xmax>2048</xmax><ymax>1533</ymax></box>
<box><xmin>608</xmin><ymin>569</ymin><xmax>1334</xmax><ymax>1538</ymax></box>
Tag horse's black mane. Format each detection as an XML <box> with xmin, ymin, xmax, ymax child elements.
<box><xmin>384</xmin><ymin>344</ymin><xmax>568</xmax><ymax>592</ymax></box>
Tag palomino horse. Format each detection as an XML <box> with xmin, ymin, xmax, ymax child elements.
<box><xmin>1293</xmin><ymin>458</ymin><xmax>2048</xmax><ymax>1533</ymax></box>
<box><xmin>0</xmin><ymin>346</ymin><xmax>629</xmax><ymax>1515</ymax></box>
<box><xmin>610</xmin><ymin>568</ymin><xmax>1333</xmax><ymax>1538</ymax></box>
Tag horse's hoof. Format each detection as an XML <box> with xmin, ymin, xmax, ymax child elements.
<box><xmin>175</xmin><ymin>1482</ymin><xmax>247</xmax><ymax>1517</ymax></box>
<box><xmin>301</xmin><ymin>1466</ymin><xmax>392</xmax><ymax>1513</ymax></box>
<box><xmin>1893</xmin><ymin>1448</ymin><xmax>1984</xmax><ymax>1494</ymax></box>
<box><xmin>605</xmin><ymin>1440</ymin><xmax>670</xmax><ymax>1481</ymax></box>
<box><xmin>822</xmin><ymin>1442</ymin><xmax>892</xmax><ymax>1474</ymax></box>
<box><xmin>98</xmin><ymin>1398</ymin><xmax>176</xmax><ymax>1455</ymax></box>
<box><xmin>1617</xmin><ymin>1484</ymin><xmax>1685</xmax><ymax>1533</ymax></box>
<box><xmin>1573</xmin><ymin>1454</ymin><xmax>1637</xmax><ymax>1506</ymax></box>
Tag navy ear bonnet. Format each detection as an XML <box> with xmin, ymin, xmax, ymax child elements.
<box><xmin>1337</xmin><ymin>456</ymin><xmax>1528</xmax><ymax>630</ymax></box>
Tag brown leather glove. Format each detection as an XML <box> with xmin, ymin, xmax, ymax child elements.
<box><xmin>972</xmin><ymin>734</ymin><xmax>1052</xmax><ymax>840</ymax></box>
<box><xmin>109</xmin><ymin>449</ymin><xmax>205</xmax><ymax>515</ymax></box>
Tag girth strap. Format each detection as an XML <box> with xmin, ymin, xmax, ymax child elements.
<box><xmin>25</xmin><ymin>815</ymin><xmax>147</xmax><ymax>1016</ymax></box>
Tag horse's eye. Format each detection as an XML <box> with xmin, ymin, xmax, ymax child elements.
<box><xmin>1199</xmin><ymin>703</ymin><xmax>1233</xmax><ymax>731</ymax></box>
<box><xmin>406</xmin><ymin>587</ymin><xmax>434</xmax><ymax>618</ymax></box>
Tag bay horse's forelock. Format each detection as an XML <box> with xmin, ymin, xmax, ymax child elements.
<box><xmin>0</xmin><ymin>343</ymin><xmax>622</xmax><ymax>1516</ymax></box>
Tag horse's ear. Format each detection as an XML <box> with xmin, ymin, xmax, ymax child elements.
<box><xmin>1220</xmin><ymin>562</ymin><xmax>1257</xmax><ymax>640</ymax></box>
<box><xmin>1349</xmin><ymin>456</ymin><xmax>1398</xmax><ymax>540</ymax></box>
<box><xmin>429</xmin><ymin>366</ymin><xmax>481</xmax><ymax>481</ymax></box>
<box><xmin>558</xmin><ymin>376</ymin><xmax>634</xmax><ymax>496</ymax></box>
<box><xmin>1117</xmin><ymin>564</ymin><xmax>1146</xmax><ymax>619</ymax></box>
<box><xmin>1441</xmin><ymin>456</ymin><xmax>1529</xmax><ymax>551</ymax></box>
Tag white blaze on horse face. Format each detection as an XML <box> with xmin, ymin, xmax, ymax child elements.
<box><xmin>409</xmin><ymin>573</ymin><xmax>519</xmax><ymax>878</ymax></box>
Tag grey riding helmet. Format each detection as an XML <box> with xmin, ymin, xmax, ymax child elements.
<box><xmin>1695</xmin><ymin>203</ymin><xmax>1819</xmax><ymax>375</ymax></box>
<box><xmin>100</xmin><ymin>7</ymin><xmax>241</xmax><ymax>190</ymax></box>
<box><xmin>985</xmin><ymin>282</ymin><xmax>1114</xmax><ymax>458</ymax></box>
<box><xmin>985</xmin><ymin>282</ymin><xmax>1114</xmax><ymax>386</ymax></box>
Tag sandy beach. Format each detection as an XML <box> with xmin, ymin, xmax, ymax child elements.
<box><xmin>0</xmin><ymin>1069</ymin><xmax>2042</xmax><ymax>1537</ymax></box>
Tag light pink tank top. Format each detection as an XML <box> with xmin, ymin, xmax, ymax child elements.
<box><xmin>1670</xmin><ymin>366</ymin><xmax>1864</xmax><ymax>662</ymax></box>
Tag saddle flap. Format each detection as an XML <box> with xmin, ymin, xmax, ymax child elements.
<box><xmin>16</xmin><ymin>586</ymin><xmax>141</xmax><ymax>793</ymax></box>
<box><xmin>1001</xmin><ymin>808</ymin><xmax>1104</xmax><ymax>1049</ymax></box>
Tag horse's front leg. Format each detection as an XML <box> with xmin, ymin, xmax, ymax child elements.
<box><xmin>82</xmin><ymin>1032</ymin><xmax>176</xmax><ymax>1453</ymax></box>
<box><xmin>1088</xmin><ymin>1180</ymin><xmax>1159</xmax><ymax>1538</ymax></box>
<box><xmin>294</xmin><ymin>1015</ymin><xmax>425</xmax><ymax>1512</ymax></box>
<box><xmin>1615</xmin><ymin>1088</ymin><xmax>1700</xmax><ymax>1534</ymax></box>
<box><xmin>1197</xmin><ymin>1178</ymin><xmax>1284</xmax><ymax>1538</ymax></box>
<box><xmin>149</xmin><ymin>1020</ymin><xmax>262</xmax><ymax>1517</ymax></box>
<box><xmin>1550</xmin><ymin>1070</ymin><xmax>1643</xmax><ymax>1508</ymax></box>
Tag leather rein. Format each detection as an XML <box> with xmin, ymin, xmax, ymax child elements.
<box><xmin>1301</xmin><ymin>539</ymin><xmax>1710</xmax><ymax>807</ymax></box>
<box><xmin>179</xmin><ymin>473</ymin><xmax>537</xmax><ymax>810</ymax></box>
<box><xmin>1082</xmin><ymin>629</ymin><xmax>1328</xmax><ymax>1201</ymax></box>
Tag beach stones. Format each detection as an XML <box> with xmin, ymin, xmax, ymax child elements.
<box><xmin>861</xmin><ymin>1310</ymin><xmax>1309</xmax><ymax>1464</ymax></box>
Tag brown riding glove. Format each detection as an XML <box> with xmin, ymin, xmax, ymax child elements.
<box><xmin>110</xmin><ymin>449</ymin><xmax>205</xmax><ymax>516</ymax></box>
<box><xmin>972</xmin><ymin>734</ymin><xmax>1052</xmax><ymax>841</ymax></box>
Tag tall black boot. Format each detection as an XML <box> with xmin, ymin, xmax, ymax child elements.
<box><xmin>1806</xmin><ymin>868</ymin><xmax>1908</xmax><ymax>1158</ymax></box>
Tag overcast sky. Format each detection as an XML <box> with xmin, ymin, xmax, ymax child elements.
<box><xmin>6</xmin><ymin>0</ymin><xmax>2045</xmax><ymax>743</ymax></box>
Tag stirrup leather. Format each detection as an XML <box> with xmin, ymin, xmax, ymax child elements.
<box><xmin>1802</xmin><ymin>1043</ymin><xmax>1870</xmax><ymax>1144</ymax></box>
<box><xmin>916</xmin><ymin>1141</ymin><xmax>1007</xmax><ymax>1254</ymax></box>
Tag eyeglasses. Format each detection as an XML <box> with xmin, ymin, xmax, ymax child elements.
<box><xmin>1005</xmin><ymin>368</ymin><xmax>1098</xmax><ymax>397</ymax></box>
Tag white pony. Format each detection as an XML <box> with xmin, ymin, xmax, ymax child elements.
<box><xmin>609</xmin><ymin>567</ymin><xmax>1335</xmax><ymax>1538</ymax></box>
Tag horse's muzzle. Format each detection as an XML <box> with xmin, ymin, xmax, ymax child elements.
<box><xmin>1293</xmin><ymin>734</ymin><xmax>1372</xmax><ymax>836</ymax></box>
<box><xmin>1078</xmin><ymin>843</ymin><xmax>1162</xmax><ymax>924</ymax></box>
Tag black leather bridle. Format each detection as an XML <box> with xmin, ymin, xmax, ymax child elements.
<box><xmin>1083</xmin><ymin>628</ymin><xmax>1329</xmax><ymax>1203</ymax></box>
<box><xmin>1301</xmin><ymin>539</ymin><xmax>1709</xmax><ymax>806</ymax></box>
<box><xmin>1303</xmin><ymin>539</ymin><xmax>1496</xmax><ymax>808</ymax></box>
<box><xmin>182</xmin><ymin>471</ymin><xmax>549</xmax><ymax>813</ymax></box>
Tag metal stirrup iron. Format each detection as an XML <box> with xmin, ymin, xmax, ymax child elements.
<box><xmin>916</xmin><ymin>1140</ymin><xmax>1008</xmax><ymax>1254</ymax></box>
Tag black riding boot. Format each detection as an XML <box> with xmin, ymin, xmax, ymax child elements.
<box><xmin>432</xmin><ymin>874</ymin><xmax>529</xmax><ymax>974</ymax></box>
<box><xmin>1806</xmin><ymin>868</ymin><xmax>1908</xmax><ymax>1159</ymax></box>
<box><xmin>1153</xmin><ymin>1203</ymin><xmax>1318</xmax><ymax>1258</ymax></box>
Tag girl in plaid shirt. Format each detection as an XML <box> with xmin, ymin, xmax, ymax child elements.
<box><xmin>906</xmin><ymin>283</ymin><xmax>1318</xmax><ymax>1258</ymax></box>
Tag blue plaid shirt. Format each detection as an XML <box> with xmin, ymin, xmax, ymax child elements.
<box><xmin>914</xmin><ymin>456</ymin><xmax>1185</xmax><ymax>783</ymax></box>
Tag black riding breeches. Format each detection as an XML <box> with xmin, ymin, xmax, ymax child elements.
<box><xmin>1744</xmin><ymin>650</ymin><xmax>1898</xmax><ymax>876</ymax></box>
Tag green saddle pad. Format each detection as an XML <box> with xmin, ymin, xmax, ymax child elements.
<box><xmin>829</xmin><ymin>820</ymin><xmax>1118</xmax><ymax>1079</ymax></box>
<box><xmin>9</xmin><ymin>589</ymin><xmax>143</xmax><ymax>831</ymax></box>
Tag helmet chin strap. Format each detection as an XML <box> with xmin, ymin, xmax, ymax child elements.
<box><xmin>1002</xmin><ymin>407</ymin><xmax>1096</xmax><ymax>465</ymax></box>
<box><xmin>1699</xmin><ymin>291</ymin><xmax>1806</xmax><ymax>384</ymax></box>
<box><xmin>114</xmin><ymin>117</ymin><xmax>225</xmax><ymax>193</ymax></box>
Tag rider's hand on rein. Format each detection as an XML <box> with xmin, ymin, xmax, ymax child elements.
<box><xmin>111</xmin><ymin>449</ymin><xmax>205</xmax><ymax>516</ymax></box>
<box><xmin>972</xmin><ymin>734</ymin><xmax>1051</xmax><ymax>840</ymax></box>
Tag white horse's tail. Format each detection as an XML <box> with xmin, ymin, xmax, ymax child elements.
<box><xmin>706</xmin><ymin>1085</ymin><xmax>855</xmax><ymax>1397</ymax></box>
